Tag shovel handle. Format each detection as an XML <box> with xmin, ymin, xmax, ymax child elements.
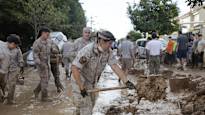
<box><xmin>87</xmin><ymin>86</ymin><xmax>128</xmax><ymax>93</ymax></box>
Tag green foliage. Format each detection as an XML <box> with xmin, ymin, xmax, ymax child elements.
<box><xmin>16</xmin><ymin>0</ymin><xmax>67</xmax><ymax>39</ymax></box>
<box><xmin>0</xmin><ymin>0</ymin><xmax>86</xmax><ymax>51</ymax></box>
<box><xmin>128</xmin><ymin>31</ymin><xmax>142</xmax><ymax>41</ymax></box>
<box><xmin>128</xmin><ymin>0</ymin><xmax>179</xmax><ymax>35</ymax></box>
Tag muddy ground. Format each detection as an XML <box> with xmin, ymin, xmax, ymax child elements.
<box><xmin>0</xmin><ymin>59</ymin><xmax>204</xmax><ymax>115</ymax></box>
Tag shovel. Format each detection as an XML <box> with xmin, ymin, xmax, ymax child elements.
<box><xmin>87</xmin><ymin>86</ymin><xmax>128</xmax><ymax>93</ymax></box>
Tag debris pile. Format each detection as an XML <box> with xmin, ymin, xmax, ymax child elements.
<box><xmin>106</xmin><ymin>105</ymin><xmax>138</xmax><ymax>115</ymax></box>
<box><xmin>182</xmin><ymin>95</ymin><xmax>205</xmax><ymax>115</ymax></box>
<box><xmin>161</xmin><ymin>70</ymin><xmax>174</xmax><ymax>78</ymax></box>
<box><xmin>136</xmin><ymin>76</ymin><xmax>167</xmax><ymax>102</ymax></box>
<box><xmin>128</xmin><ymin>69</ymin><xmax>144</xmax><ymax>75</ymax></box>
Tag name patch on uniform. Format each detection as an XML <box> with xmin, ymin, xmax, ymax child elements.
<box><xmin>79</xmin><ymin>56</ymin><xmax>87</xmax><ymax>64</ymax></box>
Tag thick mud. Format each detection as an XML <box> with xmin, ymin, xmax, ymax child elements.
<box><xmin>136</xmin><ymin>76</ymin><xmax>167</xmax><ymax>102</ymax></box>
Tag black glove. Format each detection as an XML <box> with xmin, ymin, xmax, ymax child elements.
<box><xmin>20</xmin><ymin>67</ymin><xmax>24</xmax><ymax>74</ymax></box>
<box><xmin>80</xmin><ymin>88</ymin><xmax>88</xmax><ymax>98</ymax></box>
<box><xmin>126</xmin><ymin>81</ymin><xmax>136</xmax><ymax>89</ymax></box>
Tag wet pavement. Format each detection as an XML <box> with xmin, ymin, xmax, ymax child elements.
<box><xmin>0</xmin><ymin>61</ymin><xmax>204</xmax><ymax>115</ymax></box>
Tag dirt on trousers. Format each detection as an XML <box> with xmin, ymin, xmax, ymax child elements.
<box><xmin>136</xmin><ymin>76</ymin><xmax>167</xmax><ymax>102</ymax></box>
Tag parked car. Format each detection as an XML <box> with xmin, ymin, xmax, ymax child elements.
<box><xmin>26</xmin><ymin>32</ymin><xmax>67</xmax><ymax>66</ymax></box>
<box><xmin>136</xmin><ymin>38</ymin><xmax>168</xmax><ymax>59</ymax></box>
<box><xmin>136</xmin><ymin>38</ymin><xmax>147</xmax><ymax>59</ymax></box>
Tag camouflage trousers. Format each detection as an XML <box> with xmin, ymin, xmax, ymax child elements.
<box><xmin>34</xmin><ymin>63</ymin><xmax>50</xmax><ymax>99</ymax></box>
<box><xmin>148</xmin><ymin>55</ymin><xmax>160</xmax><ymax>75</ymax></box>
<box><xmin>50</xmin><ymin>63</ymin><xmax>64</xmax><ymax>90</ymax></box>
<box><xmin>0</xmin><ymin>73</ymin><xmax>6</xmax><ymax>102</ymax></box>
<box><xmin>6</xmin><ymin>70</ymin><xmax>19</xmax><ymax>103</ymax></box>
<box><xmin>63</xmin><ymin>57</ymin><xmax>72</xmax><ymax>77</ymax></box>
<box><xmin>71</xmin><ymin>76</ymin><xmax>96</xmax><ymax>115</ymax></box>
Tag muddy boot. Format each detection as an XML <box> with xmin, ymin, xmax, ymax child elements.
<box><xmin>41</xmin><ymin>90</ymin><xmax>52</xmax><ymax>102</ymax></box>
<box><xmin>41</xmin><ymin>97</ymin><xmax>52</xmax><ymax>102</ymax></box>
<box><xmin>33</xmin><ymin>90</ymin><xmax>39</xmax><ymax>99</ymax></box>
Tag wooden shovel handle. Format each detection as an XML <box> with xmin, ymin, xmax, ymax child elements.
<box><xmin>87</xmin><ymin>86</ymin><xmax>128</xmax><ymax>93</ymax></box>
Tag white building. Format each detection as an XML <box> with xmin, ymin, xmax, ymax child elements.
<box><xmin>177</xmin><ymin>6</ymin><xmax>205</xmax><ymax>35</ymax></box>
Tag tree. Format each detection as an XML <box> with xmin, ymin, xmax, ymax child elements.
<box><xmin>128</xmin><ymin>0</ymin><xmax>179</xmax><ymax>35</ymax></box>
<box><xmin>186</xmin><ymin>0</ymin><xmax>204</xmax><ymax>7</ymax></box>
<box><xmin>16</xmin><ymin>0</ymin><xmax>66</xmax><ymax>39</ymax></box>
<box><xmin>128</xmin><ymin>31</ymin><xmax>142</xmax><ymax>41</ymax></box>
<box><xmin>0</xmin><ymin>0</ymin><xmax>86</xmax><ymax>51</ymax></box>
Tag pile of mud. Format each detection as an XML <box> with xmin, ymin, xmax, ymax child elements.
<box><xmin>128</xmin><ymin>69</ymin><xmax>144</xmax><ymax>75</ymax></box>
<box><xmin>106</xmin><ymin>105</ymin><xmax>138</xmax><ymax>115</ymax></box>
<box><xmin>161</xmin><ymin>70</ymin><xmax>174</xmax><ymax>78</ymax></box>
<box><xmin>182</xmin><ymin>95</ymin><xmax>205</xmax><ymax>115</ymax></box>
<box><xmin>136</xmin><ymin>76</ymin><xmax>167</xmax><ymax>102</ymax></box>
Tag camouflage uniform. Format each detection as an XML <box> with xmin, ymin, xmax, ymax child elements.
<box><xmin>71</xmin><ymin>42</ymin><xmax>118</xmax><ymax>115</ymax></box>
<box><xmin>118</xmin><ymin>39</ymin><xmax>135</xmax><ymax>71</ymax></box>
<box><xmin>33</xmin><ymin>38</ymin><xmax>58</xmax><ymax>100</ymax></box>
<box><xmin>71</xmin><ymin>37</ymin><xmax>92</xmax><ymax>58</ymax></box>
<box><xmin>0</xmin><ymin>41</ymin><xmax>10</xmax><ymax>101</ymax></box>
<box><xmin>62</xmin><ymin>41</ymin><xmax>74</xmax><ymax>77</ymax></box>
<box><xmin>50</xmin><ymin>42</ymin><xmax>64</xmax><ymax>92</ymax></box>
<box><xmin>6</xmin><ymin>47</ymin><xmax>24</xmax><ymax>103</ymax></box>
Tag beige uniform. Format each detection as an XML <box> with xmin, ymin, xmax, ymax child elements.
<box><xmin>71</xmin><ymin>42</ymin><xmax>118</xmax><ymax>115</ymax></box>
<box><xmin>71</xmin><ymin>37</ymin><xmax>92</xmax><ymax>58</ymax></box>
<box><xmin>50</xmin><ymin>42</ymin><xmax>64</xmax><ymax>91</ymax></box>
<box><xmin>0</xmin><ymin>41</ymin><xmax>11</xmax><ymax>101</ymax></box>
<box><xmin>33</xmin><ymin>38</ymin><xmax>58</xmax><ymax>99</ymax></box>
<box><xmin>7</xmin><ymin>47</ymin><xmax>24</xmax><ymax>102</ymax></box>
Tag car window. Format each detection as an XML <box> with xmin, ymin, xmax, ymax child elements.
<box><xmin>137</xmin><ymin>41</ymin><xmax>147</xmax><ymax>47</ymax></box>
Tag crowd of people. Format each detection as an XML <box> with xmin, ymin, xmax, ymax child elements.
<box><xmin>164</xmin><ymin>31</ymin><xmax>205</xmax><ymax>70</ymax></box>
<box><xmin>0</xmin><ymin>27</ymin><xmax>136</xmax><ymax>115</ymax></box>
<box><xmin>0</xmin><ymin>26</ymin><xmax>205</xmax><ymax>115</ymax></box>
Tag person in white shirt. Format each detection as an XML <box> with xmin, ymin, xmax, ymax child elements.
<box><xmin>146</xmin><ymin>32</ymin><xmax>163</xmax><ymax>74</ymax></box>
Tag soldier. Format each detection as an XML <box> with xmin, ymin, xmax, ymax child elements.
<box><xmin>5</xmin><ymin>34</ymin><xmax>24</xmax><ymax>104</ymax></box>
<box><xmin>62</xmin><ymin>39</ymin><xmax>74</xmax><ymax>79</ymax></box>
<box><xmin>71</xmin><ymin>30</ymin><xmax>135</xmax><ymax>115</ymax></box>
<box><xmin>0</xmin><ymin>40</ymin><xmax>11</xmax><ymax>102</ymax></box>
<box><xmin>50</xmin><ymin>40</ymin><xmax>64</xmax><ymax>93</ymax></box>
<box><xmin>118</xmin><ymin>35</ymin><xmax>135</xmax><ymax>76</ymax></box>
<box><xmin>71</xmin><ymin>27</ymin><xmax>92</xmax><ymax>58</ymax></box>
<box><xmin>33</xmin><ymin>27</ymin><xmax>58</xmax><ymax>102</ymax></box>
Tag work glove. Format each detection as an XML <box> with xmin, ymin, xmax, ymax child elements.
<box><xmin>126</xmin><ymin>80</ymin><xmax>136</xmax><ymax>89</ymax></box>
<box><xmin>80</xmin><ymin>88</ymin><xmax>88</xmax><ymax>98</ymax></box>
<box><xmin>20</xmin><ymin>67</ymin><xmax>24</xmax><ymax>74</ymax></box>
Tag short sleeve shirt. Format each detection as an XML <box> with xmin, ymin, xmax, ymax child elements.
<box><xmin>118</xmin><ymin>40</ymin><xmax>134</xmax><ymax>58</ymax></box>
<box><xmin>146</xmin><ymin>39</ymin><xmax>163</xmax><ymax>56</ymax></box>
<box><xmin>177</xmin><ymin>35</ymin><xmax>188</xmax><ymax>50</ymax></box>
<box><xmin>72</xmin><ymin>42</ymin><xmax>118</xmax><ymax>84</ymax></box>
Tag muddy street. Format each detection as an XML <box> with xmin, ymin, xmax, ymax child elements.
<box><xmin>0</xmin><ymin>60</ymin><xmax>205</xmax><ymax>115</ymax></box>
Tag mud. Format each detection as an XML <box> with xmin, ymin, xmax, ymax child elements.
<box><xmin>128</xmin><ymin>69</ymin><xmax>144</xmax><ymax>75</ymax></box>
<box><xmin>161</xmin><ymin>70</ymin><xmax>174</xmax><ymax>78</ymax></box>
<box><xmin>136</xmin><ymin>76</ymin><xmax>167</xmax><ymax>102</ymax></box>
<box><xmin>106</xmin><ymin>105</ymin><xmax>138</xmax><ymax>115</ymax></box>
<box><xmin>182</xmin><ymin>95</ymin><xmax>205</xmax><ymax>115</ymax></box>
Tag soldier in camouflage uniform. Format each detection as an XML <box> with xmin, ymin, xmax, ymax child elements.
<box><xmin>71</xmin><ymin>30</ymin><xmax>135</xmax><ymax>115</ymax></box>
<box><xmin>33</xmin><ymin>28</ymin><xmax>58</xmax><ymax>102</ymax></box>
<box><xmin>70</xmin><ymin>27</ymin><xmax>92</xmax><ymax>58</ymax></box>
<box><xmin>5</xmin><ymin>34</ymin><xmax>24</xmax><ymax>104</ymax></box>
<box><xmin>50</xmin><ymin>41</ymin><xmax>64</xmax><ymax>93</ymax></box>
<box><xmin>0</xmin><ymin>40</ymin><xmax>10</xmax><ymax>102</ymax></box>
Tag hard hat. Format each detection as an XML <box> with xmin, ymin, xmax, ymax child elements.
<box><xmin>97</xmin><ymin>30</ymin><xmax>116</xmax><ymax>41</ymax></box>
